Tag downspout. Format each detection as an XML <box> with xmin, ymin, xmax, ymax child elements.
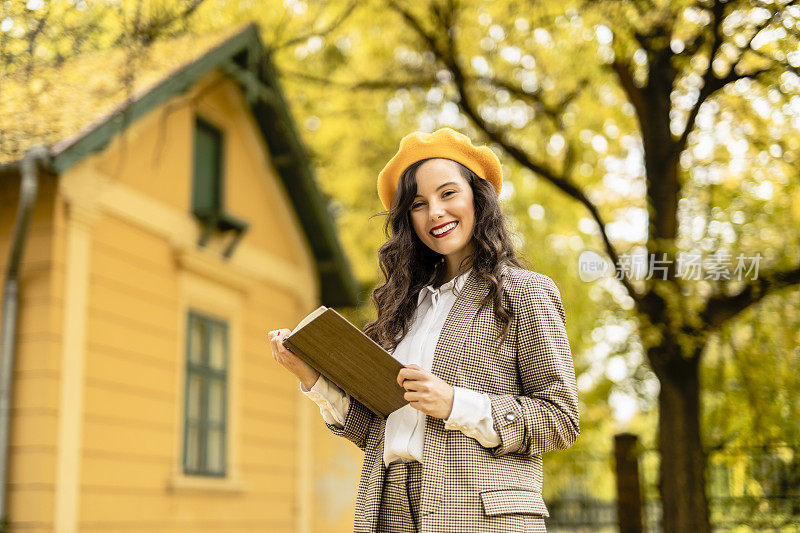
<box><xmin>0</xmin><ymin>146</ymin><xmax>50</xmax><ymax>529</ymax></box>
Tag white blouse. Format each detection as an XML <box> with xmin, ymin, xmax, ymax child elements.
<box><xmin>300</xmin><ymin>267</ymin><xmax>501</xmax><ymax>467</ymax></box>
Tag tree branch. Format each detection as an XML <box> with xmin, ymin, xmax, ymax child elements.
<box><xmin>676</xmin><ymin>0</ymin><xmax>795</xmax><ymax>153</ymax></box>
<box><xmin>749</xmin><ymin>47</ymin><xmax>800</xmax><ymax>78</ymax></box>
<box><xmin>701</xmin><ymin>263</ymin><xmax>800</xmax><ymax>329</ymax></box>
<box><xmin>610</xmin><ymin>58</ymin><xmax>649</xmax><ymax>135</ymax></box>
<box><xmin>483</xmin><ymin>75</ymin><xmax>589</xmax><ymax>131</ymax></box>
<box><xmin>280</xmin><ymin>68</ymin><xmax>437</xmax><ymax>90</ymax></box>
<box><xmin>270</xmin><ymin>0</ymin><xmax>359</xmax><ymax>52</ymax></box>
<box><xmin>388</xmin><ymin>0</ymin><xmax>442</xmax><ymax>57</ymax></box>
<box><xmin>676</xmin><ymin>0</ymin><xmax>725</xmax><ymax>153</ymax></box>
<box><xmin>126</xmin><ymin>0</ymin><xmax>205</xmax><ymax>45</ymax></box>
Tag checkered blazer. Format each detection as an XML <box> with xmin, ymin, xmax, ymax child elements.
<box><xmin>325</xmin><ymin>264</ymin><xmax>579</xmax><ymax>532</ymax></box>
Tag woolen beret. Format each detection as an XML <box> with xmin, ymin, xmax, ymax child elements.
<box><xmin>377</xmin><ymin>128</ymin><xmax>503</xmax><ymax>211</ymax></box>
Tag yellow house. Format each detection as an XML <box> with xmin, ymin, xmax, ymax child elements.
<box><xmin>0</xmin><ymin>23</ymin><xmax>364</xmax><ymax>533</ymax></box>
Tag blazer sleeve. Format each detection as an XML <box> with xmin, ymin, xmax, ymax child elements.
<box><xmin>487</xmin><ymin>273</ymin><xmax>580</xmax><ymax>457</ymax></box>
<box><xmin>323</xmin><ymin>396</ymin><xmax>375</xmax><ymax>452</ymax></box>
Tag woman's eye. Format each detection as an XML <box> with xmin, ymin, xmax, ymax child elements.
<box><xmin>411</xmin><ymin>191</ymin><xmax>455</xmax><ymax>210</ymax></box>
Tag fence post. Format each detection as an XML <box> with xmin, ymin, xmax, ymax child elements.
<box><xmin>615</xmin><ymin>432</ymin><xmax>643</xmax><ymax>533</ymax></box>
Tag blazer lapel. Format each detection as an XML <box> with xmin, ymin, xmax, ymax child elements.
<box><xmin>422</xmin><ymin>267</ymin><xmax>492</xmax><ymax>517</ymax></box>
<box><xmin>430</xmin><ymin>267</ymin><xmax>491</xmax><ymax>383</ymax></box>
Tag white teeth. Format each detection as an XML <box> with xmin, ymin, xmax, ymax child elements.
<box><xmin>432</xmin><ymin>222</ymin><xmax>457</xmax><ymax>235</ymax></box>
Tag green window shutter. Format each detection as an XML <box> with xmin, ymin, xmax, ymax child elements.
<box><xmin>183</xmin><ymin>311</ymin><xmax>228</xmax><ymax>477</ymax></box>
<box><xmin>192</xmin><ymin>118</ymin><xmax>224</xmax><ymax>215</ymax></box>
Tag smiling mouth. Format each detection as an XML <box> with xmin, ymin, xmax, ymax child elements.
<box><xmin>430</xmin><ymin>221</ymin><xmax>458</xmax><ymax>237</ymax></box>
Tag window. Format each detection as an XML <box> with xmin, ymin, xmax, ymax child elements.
<box><xmin>183</xmin><ymin>311</ymin><xmax>228</xmax><ymax>477</ymax></box>
<box><xmin>190</xmin><ymin>116</ymin><xmax>248</xmax><ymax>258</ymax></box>
<box><xmin>192</xmin><ymin>117</ymin><xmax>224</xmax><ymax>216</ymax></box>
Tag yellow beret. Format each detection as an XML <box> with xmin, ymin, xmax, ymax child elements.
<box><xmin>377</xmin><ymin>128</ymin><xmax>503</xmax><ymax>211</ymax></box>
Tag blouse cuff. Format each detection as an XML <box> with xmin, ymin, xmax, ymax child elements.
<box><xmin>444</xmin><ymin>386</ymin><xmax>501</xmax><ymax>448</ymax></box>
<box><xmin>300</xmin><ymin>374</ymin><xmax>350</xmax><ymax>427</ymax></box>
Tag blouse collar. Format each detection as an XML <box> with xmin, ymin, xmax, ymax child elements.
<box><xmin>417</xmin><ymin>267</ymin><xmax>473</xmax><ymax>305</ymax></box>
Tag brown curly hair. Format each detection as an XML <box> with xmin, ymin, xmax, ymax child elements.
<box><xmin>363</xmin><ymin>158</ymin><xmax>533</xmax><ymax>354</ymax></box>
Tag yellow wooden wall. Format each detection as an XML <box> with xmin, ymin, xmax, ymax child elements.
<box><xmin>0</xmin><ymin>171</ymin><xmax>64</xmax><ymax>532</ymax></box>
<box><xmin>1</xmin><ymin>67</ymin><xmax>361</xmax><ymax>532</ymax></box>
<box><xmin>309</xmin><ymin>425</ymin><xmax>362</xmax><ymax>532</ymax></box>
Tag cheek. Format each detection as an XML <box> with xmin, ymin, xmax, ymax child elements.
<box><xmin>463</xmin><ymin>222</ymin><xmax>476</xmax><ymax>240</ymax></box>
<box><xmin>461</xmin><ymin>212</ymin><xmax>476</xmax><ymax>235</ymax></box>
<box><xmin>411</xmin><ymin>216</ymin><xmax>428</xmax><ymax>239</ymax></box>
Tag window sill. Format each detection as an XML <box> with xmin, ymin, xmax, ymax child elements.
<box><xmin>167</xmin><ymin>472</ymin><xmax>248</xmax><ymax>494</ymax></box>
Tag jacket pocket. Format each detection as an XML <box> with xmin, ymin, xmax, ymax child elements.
<box><xmin>479</xmin><ymin>488</ymin><xmax>550</xmax><ymax>517</ymax></box>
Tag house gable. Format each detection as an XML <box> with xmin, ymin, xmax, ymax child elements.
<box><xmin>1</xmin><ymin>23</ymin><xmax>359</xmax><ymax>308</ymax></box>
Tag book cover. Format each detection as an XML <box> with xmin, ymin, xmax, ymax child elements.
<box><xmin>283</xmin><ymin>306</ymin><xmax>408</xmax><ymax>418</ymax></box>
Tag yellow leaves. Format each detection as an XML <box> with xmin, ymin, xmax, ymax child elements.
<box><xmin>633</xmin><ymin>310</ymin><xmax>665</xmax><ymax>352</ymax></box>
<box><xmin>0</xmin><ymin>24</ymin><xmax>247</xmax><ymax>164</ymax></box>
<box><xmin>792</xmin><ymin>191</ymin><xmax>800</xmax><ymax>223</ymax></box>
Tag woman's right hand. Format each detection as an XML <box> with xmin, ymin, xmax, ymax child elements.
<box><xmin>268</xmin><ymin>329</ymin><xmax>320</xmax><ymax>390</ymax></box>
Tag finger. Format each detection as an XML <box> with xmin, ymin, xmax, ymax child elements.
<box><xmin>404</xmin><ymin>391</ymin><xmax>421</xmax><ymax>402</ymax></box>
<box><xmin>407</xmin><ymin>401</ymin><xmax>425</xmax><ymax>413</ymax></box>
<box><xmin>398</xmin><ymin>367</ymin><xmax>425</xmax><ymax>382</ymax></box>
<box><xmin>272</xmin><ymin>338</ymin><xmax>283</xmax><ymax>354</ymax></box>
<box><xmin>405</xmin><ymin>364</ymin><xmax>423</xmax><ymax>370</ymax></box>
<box><xmin>276</xmin><ymin>336</ymin><xmax>288</xmax><ymax>351</ymax></box>
<box><xmin>401</xmin><ymin>380</ymin><xmax>421</xmax><ymax>391</ymax></box>
<box><xmin>278</xmin><ymin>341</ymin><xmax>296</xmax><ymax>358</ymax></box>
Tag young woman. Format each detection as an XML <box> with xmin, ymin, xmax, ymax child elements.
<box><xmin>269</xmin><ymin>128</ymin><xmax>579</xmax><ymax>532</ymax></box>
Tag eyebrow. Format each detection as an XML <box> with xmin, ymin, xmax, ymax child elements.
<box><xmin>414</xmin><ymin>181</ymin><xmax>460</xmax><ymax>198</ymax></box>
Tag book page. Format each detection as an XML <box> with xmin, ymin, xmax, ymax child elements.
<box><xmin>291</xmin><ymin>305</ymin><xmax>328</xmax><ymax>335</ymax></box>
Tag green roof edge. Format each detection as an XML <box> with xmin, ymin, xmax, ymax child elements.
<box><xmin>51</xmin><ymin>23</ymin><xmax>361</xmax><ymax>308</ymax></box>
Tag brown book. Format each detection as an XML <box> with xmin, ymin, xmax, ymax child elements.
<box><xmin>282</xmin><ymin>306</ymin><xmax>408</xmax><ymax>419</ymax></box>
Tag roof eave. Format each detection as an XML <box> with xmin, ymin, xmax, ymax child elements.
<box><xmin>42</xmin><ymin>23</ymin><xmax>360</xmax><ymax>308</ymax></box>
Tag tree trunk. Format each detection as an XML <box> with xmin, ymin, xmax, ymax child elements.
<box><xmin>651</xmin><ymin>349</ymin><xmax>711</xmax><ymax>532</ymax></box>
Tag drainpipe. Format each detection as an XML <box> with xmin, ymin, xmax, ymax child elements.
<box><xmin>0</xmin><ymin>146</ymin><xmax>50</xmax><ymax>529</ymax></box>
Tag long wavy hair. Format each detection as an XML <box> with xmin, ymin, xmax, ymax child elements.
<box><xmin>363</xmin><ymin>157</ymin><xmax>533</xmax><ymax>354</ymax></box>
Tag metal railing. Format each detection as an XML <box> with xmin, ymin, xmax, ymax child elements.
<box><xmin>543</xmin><ymin>439</ymin><xmax>800</xmax><ymax>532</ymax></box>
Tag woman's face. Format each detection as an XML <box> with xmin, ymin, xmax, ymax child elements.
<box><xmin>409</xmin><ymin>158</ymin><xmax>476</xmax><ymax>272</ymax></box>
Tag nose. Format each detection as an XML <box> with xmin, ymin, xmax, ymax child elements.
<box><xmin>429</xmin><ymin>198</ymin><xmax>447</xmax><ymax>220</ymax></box>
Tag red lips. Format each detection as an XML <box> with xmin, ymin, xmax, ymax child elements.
<box><xmin>430</xmin><ymin>221</ymin><xmax>458</xmax><ymax>233</ymax></box>
<box><xmin>430</xmin><ymin>221</ymin><xmax>458</xmax><ymax>237</ymax></box>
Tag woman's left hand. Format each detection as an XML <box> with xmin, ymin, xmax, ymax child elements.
<box><xmin>397</xmin><ymin>364</ymin><xmax>454</xmax><ymax>420</ymax></box>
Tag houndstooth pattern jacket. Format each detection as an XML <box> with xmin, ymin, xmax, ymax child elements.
<box><xmin>325</xmin><ymin>264</ymin><xmax>580</xmax><ymax>532</ymax></box>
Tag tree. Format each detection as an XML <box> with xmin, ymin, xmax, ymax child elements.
<box><xmin>274</xmin><ymin>0</ymin><xmax>800</xmax><ymax>529</ymax></box>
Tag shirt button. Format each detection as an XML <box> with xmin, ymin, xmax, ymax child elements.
<box><xmin>504</xmin><ymin>412</ymin><xmax>516</xmax><ymax>422</ymax></box>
